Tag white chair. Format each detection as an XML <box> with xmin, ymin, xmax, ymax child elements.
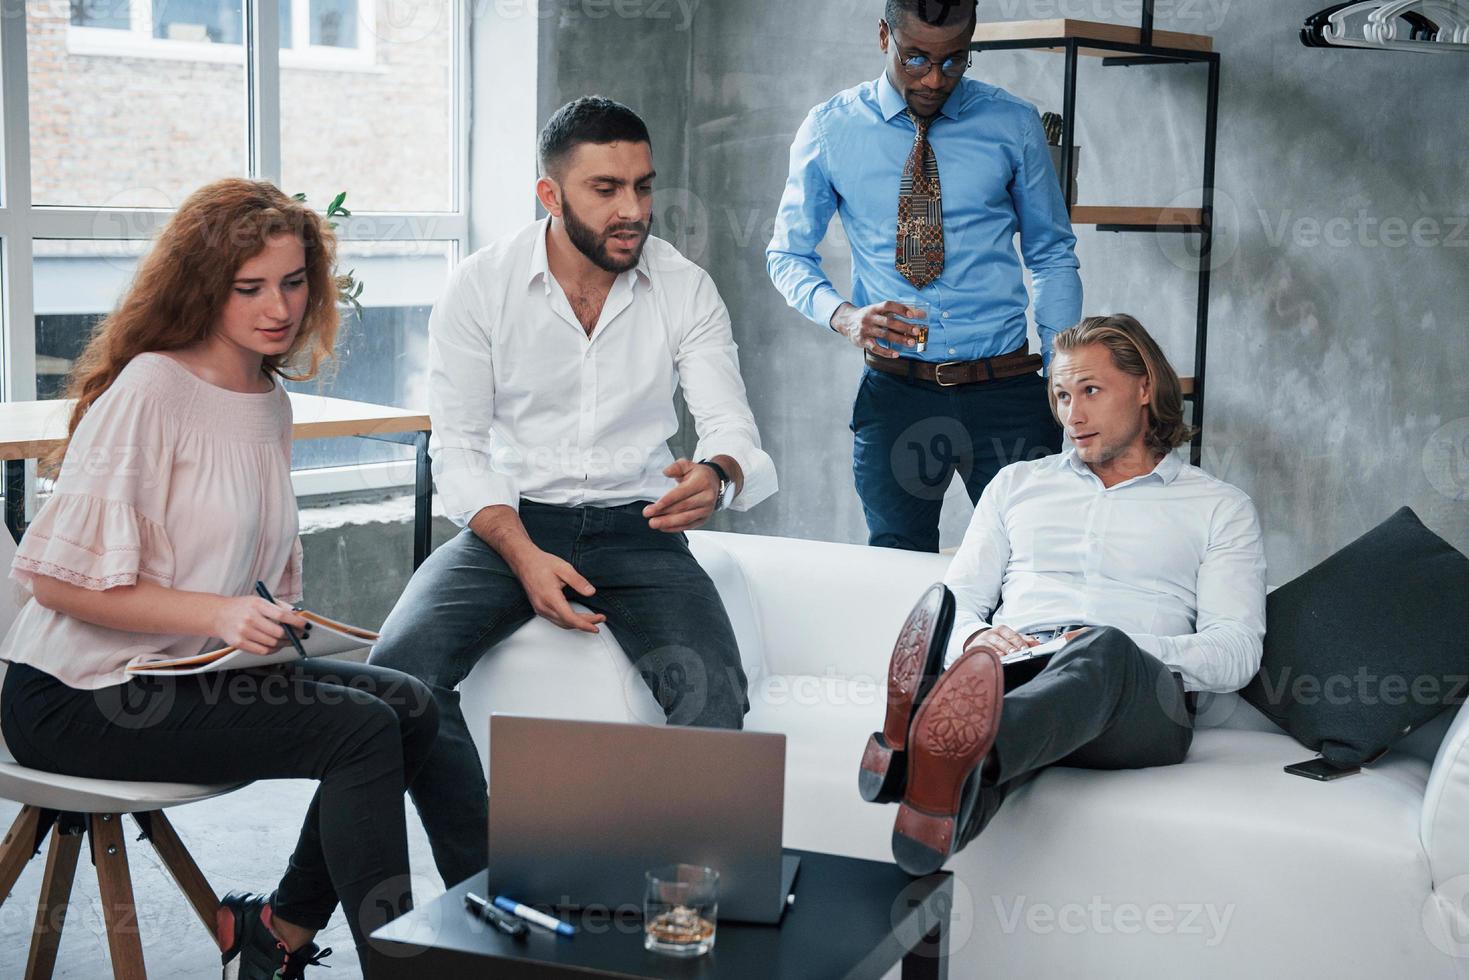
<box><xmin>0</xmin><ymin>530</ymin><xmax>246</xmax><ymax>979</ymax></box>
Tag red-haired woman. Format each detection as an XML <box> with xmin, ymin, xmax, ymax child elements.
<box><xmin>0</xmin><ymin>178</ymin><xmax>437</xmax><ymax>979</ymax></box>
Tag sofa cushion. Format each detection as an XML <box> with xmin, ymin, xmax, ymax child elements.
<box><xmin>688</xmin><ymin>531</ymin><xmax>951</xmax><ymax>680</ymax></box>
<box><xmin>1240</xmin><ymin>507</ymin><xmax>1469</xmax><ymax>767</ymax></box>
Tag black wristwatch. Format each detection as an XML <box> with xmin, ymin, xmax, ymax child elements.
<box><xmin>698</xmin><ymin>459</ymin><xmax>736</xmax><ymax>512</ymax></box>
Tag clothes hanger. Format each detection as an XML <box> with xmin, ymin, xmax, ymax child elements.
<box><xmin>1321</xmin><ymin>1</ymin><xmax>1395</xmax><ymax>48</ymax></box>
<box><xmin>1302</xmin><ymin>2</ymin><xmax>1359</xmax><ymax>47</ymax></box>
<box><xmin>1302</xmin><ymin>0</ymin><xmax>1469</xmax><ymax>51</ymax></box>
<box><xmin>1368</xmin><ymin>0</ymin><xmax>1469</xmax><ymax>46</ymax></box>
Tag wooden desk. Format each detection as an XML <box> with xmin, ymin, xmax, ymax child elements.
<box><xmin>1</xmin><ymin>393</ymin><xmax>435</xmax><ymax>569</ymax></box>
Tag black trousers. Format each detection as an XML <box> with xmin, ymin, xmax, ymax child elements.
<box><xmin>965</xmin><ymin>626</ymin><xmax>1195</xmax><ymax>842</ymax></box>
<box><xmin>0</xmin><ymin>658</ymin><xmax>438</xmax><ymax>956</ymax></box>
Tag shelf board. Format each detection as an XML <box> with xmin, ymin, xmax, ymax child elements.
<box><xmin>1070</xmin><ymin>205</ymin><xmax>1204</xmax><ymax>228</ymax></box>
<box><xmin>1180</xmin><ymin>377</ymin><xmax>1196</xmax><ymax>397</ymax></box>
<box><xmin>972</xmin><ymin>18</ymin><xmax>1214</xmax><ymax>57</ymax></box>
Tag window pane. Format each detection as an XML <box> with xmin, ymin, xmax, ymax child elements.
<box><xmin>33</xmin><ymin>240</ymin><xmax>145</xmax><ymax>401</ymax></box>
<box><xmin>280</xmin><ymin>1</ymin><xmax>453</xmax><ymax>212</ymax></box>
<box><xmin>70</xmin><ymin>1</ymin><xmax>129</xmax><ymax>29</ymax></box>
<box><xmin>153</xmin><ymin>0</ymin><xmax>243</xmax><ymax>43</ymax></box>
<box><xmin>30</xmin><ymin>4</ymin><xmax>248</xmax><ymax>208</ymax></box>
<box><xmin>310</xmin><ymin>0</ymin><xmax>358</xmax><ymax>47</ymax></box>
<box><xmin>33</xmin><ymin>239</ymin><xmax>449</xmax><ymax>477</ymax></box>
<box><xmin>280</xmin><ymin>0</ymin><xmax>293</xmax><ymax>48</ymax></box>
<box><xmin>284</xmin><ymin>241</ymin><xmax>450</xmax><ymax>471</ymax></box>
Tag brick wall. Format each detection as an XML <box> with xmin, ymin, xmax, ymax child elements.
<box><xmin>27</xmin><ymin>0</ymin><xmax>454</xmax><ymax>213</ymax></box>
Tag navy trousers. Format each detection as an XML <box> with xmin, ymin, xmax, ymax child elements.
<box><xmin>850</xmin><ymin>365</ymin><xmax>1064</xmax><ymax>552</ymax></box>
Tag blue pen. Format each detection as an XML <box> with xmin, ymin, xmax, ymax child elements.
<box><xmin>493</xmin><ymin>895</ymin><xmax>577</xmax><ymax>936</ymax></box>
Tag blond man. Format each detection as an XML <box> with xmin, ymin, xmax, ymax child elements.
<box><xmin>859</xmin><ymin>314</ymin><xmax>1267</xmax><ymax>874</ymax></box>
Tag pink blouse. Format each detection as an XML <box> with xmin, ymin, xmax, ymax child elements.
<box><xmin>1</xmin><ymin>352</ymin><xmax>303</xmax><ymax>689</ymax></box>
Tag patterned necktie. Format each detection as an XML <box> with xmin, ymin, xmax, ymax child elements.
<box><xmin>896</xmin><ymin>110</ymin><xmax>945</xmax><ymax>289</ymax></box>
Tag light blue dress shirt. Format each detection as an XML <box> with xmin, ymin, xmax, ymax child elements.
<box><xmin>767</xmin><ymin>72</ymin><xmax>1083</xmax><ymax>364</ymax></box>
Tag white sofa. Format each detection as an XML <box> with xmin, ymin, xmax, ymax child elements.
<box><xmin>459</xmin><ymin>530</ymin><xmax>1469</xmax><ymax>979</ymax></box>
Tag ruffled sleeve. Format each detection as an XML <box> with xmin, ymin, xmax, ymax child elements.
<box><xmin>11</xmin><ymin>379</ymin><xmax>176</xmax><ymax>592</ymax></box>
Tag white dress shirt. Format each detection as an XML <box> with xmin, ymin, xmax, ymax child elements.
<box><xmin>942</xmin><ymin>449</ymin><xmax>1267</xmax><ymax>693</ymax></box>
<box><xmin>428</xmin><ymin>218</ymin><xmax>777</xmax><ymax>525</ymax></box>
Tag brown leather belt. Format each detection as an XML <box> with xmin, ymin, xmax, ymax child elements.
<box><xmin>864</xmin><ymin>344</ymin><xmax>1044</xmax><ymax>387</ymax></box>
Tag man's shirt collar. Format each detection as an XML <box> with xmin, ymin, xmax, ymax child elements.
<box><xmin>876</xmin><ymin>71</ymin><xmax>966</xmax><ymax>123</ymax></box>
<box><xmin>528</xmin><ymin>215</ymin><xmax>652</xmax><ymax>292</ymax></box>
<box><xmin>1061</xmin><ymin>447</ymin><xmax>1184</xmax><ymax>487</ymax></box>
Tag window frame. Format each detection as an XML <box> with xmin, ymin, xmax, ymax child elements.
<box><xmin>0</xmin><ymin>0</ymin><xmax>471</xmax><ymax>509</ymax></box>
<box><xmin>65</xmin><ymin>0</ymin><xmax>381</xmax><ymax>72</ymax></box>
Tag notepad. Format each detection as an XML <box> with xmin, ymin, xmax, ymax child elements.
<box><xmin>999</xmin><ymin>635</ymin><xmax>1073</xmax><ymax>693</ymax></box>
<box><xmin>125</xmin><ymin>611</ymin><xmax>379</xmax><ymax>676</ymax></box>
<box><xmin>1000</xmin><ymin>634</ymin><xmax>1070</xmax><ymax>665</ymax></box>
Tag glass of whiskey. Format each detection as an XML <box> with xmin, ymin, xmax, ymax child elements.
<box><xmin>644</xmin><ymin>864</ymin><xmax>719</xmax><ymax>957</ymax></box>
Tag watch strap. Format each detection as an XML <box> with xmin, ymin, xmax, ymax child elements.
<box><xmin>697</xmin><ymin>459</ymin><xmax>734</xmax><ymax>510</ymax></box>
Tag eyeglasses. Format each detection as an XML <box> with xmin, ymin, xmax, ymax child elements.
<box><xmin>889</xmin><ymin>27</ymin><xmax>973</xmax><ymax>79</ymax></box>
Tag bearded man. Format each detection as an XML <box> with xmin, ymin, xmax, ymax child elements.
<box><xmin>370</xmin><ymin>97</ymin><xmax>776</xmax><ymax>888</ymax></box>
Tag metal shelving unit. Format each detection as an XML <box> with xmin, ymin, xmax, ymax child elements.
<box><xmin>971</xmin><ymin>1</ymin><xmax>1221</xmax><ymax>466</ymax></box>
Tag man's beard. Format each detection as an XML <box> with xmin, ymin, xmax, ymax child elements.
<box><xmin>563</xmin><ymin>198</ymin><xmax>652</xmax><ymax>274</ymax></box>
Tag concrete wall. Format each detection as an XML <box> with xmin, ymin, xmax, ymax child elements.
<box><xmin>536</xmin><ymin>0</ymin><xmax>1469</xmax><ymax>582</ymax></box>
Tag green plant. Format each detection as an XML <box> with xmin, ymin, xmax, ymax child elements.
<box><xmin>292</xmin><ymin>191</ymin><xmax>364</xmax><ymax>318</ymax></box>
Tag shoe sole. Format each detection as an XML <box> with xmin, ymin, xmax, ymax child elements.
<box><xmin>892</xmin><ymin>646</ymin><xmax>1003</xmax><ymax>876</ymax></box>
<box><xmin>860</xmin><ymin>584</ymin><xmax>955</xmax><ymax>804</ymax></box>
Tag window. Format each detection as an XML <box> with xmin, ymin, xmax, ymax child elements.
<box><xmin>2</xmin><ymin>1</ymin><xmax>469</xmax><ymax>501</ymax></box>
<box><xmin>33</xmin><ymin>4</ymin><xmax>249</xmax><ymax>208</ymax></box>
<box><xmin>308</xmin><ymin>0</ymin><xmax>358</xmax><ymax>48</ymax></box>
<box><xmin>69</xmin><ymin>1</ymin><xmax>129</xmax><ymax>29</ymax></box>
<box><xmin>65</xmin><ymin>0</ymin><xmax>375</xmax><ymax>68</ymax></box>
<box><xmin>153</xmin><ymin>0</ymin><xmax>244</xmax><ymax>43</ymax></box>
<box><xmin>281</xmin><ymin>0</ymin><xmax>455</xmax><ymax>211</ymax></box>
<box><xmin>32</xmin><ymin>241</ymin><xmax>146</xmax><ymax>400</ymax></box>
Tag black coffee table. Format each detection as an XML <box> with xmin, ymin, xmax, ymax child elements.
<box><xmin>368</xmin><ymin>849</ymin><xmax>954</xmax><ymax>979</ymax></box>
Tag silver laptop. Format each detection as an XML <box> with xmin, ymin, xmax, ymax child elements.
<box><xmin>486</xmin><ymin>714</ymin><xmax>800</xmax><ymax>924</ymax></box>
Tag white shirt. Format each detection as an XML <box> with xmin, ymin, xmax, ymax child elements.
<box><xmin>428</xmin><ymin>219</ymin><xmax>777</xmax><ymax>525</ymax></box>
<box><xmin>942</xmin><ymin>449</ymin><xmax>1267</xmax><ymax>693</ymax></box>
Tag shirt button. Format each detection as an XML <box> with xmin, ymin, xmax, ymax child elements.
<box><xmin>943</xmin><ymin>312</ymin><xmax>951</xmax><ymax>319</ymax></box>
<box><xmin>948</xmin><ymin>347</ymin><xmax>957</xmax><ymax>355</ymax></box>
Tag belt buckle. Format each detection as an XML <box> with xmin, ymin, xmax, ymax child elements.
<box><xmin>934</xmin><ymin>360</ymin><xmax>965</xmax><ymax>387</ymax></box>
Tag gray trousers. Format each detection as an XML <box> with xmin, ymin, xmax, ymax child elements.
<box><xmin>369</xmin><ymin>500</ymin><xmax>749</xmax><ymax>888</ymax></box>
<box><xmin>963</xmin><ymin>626</ymin><xmax>1196</xmax><ymax>844</ymax></box>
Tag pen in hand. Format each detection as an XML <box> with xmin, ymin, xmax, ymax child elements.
<box><xmin>253</xmin><ymin>581</ymin><xmax>308</xmax><ymax>659</ymax></box>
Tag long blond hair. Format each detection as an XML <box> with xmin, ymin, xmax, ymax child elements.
<box><xmin>1050</xmin><ymin>314</ymin><xmax>1195</xmax><ymax>455</ymax></box>
<box><xmin>52</xmin><ymin>178</ymin><xmax>340</xmax><ymax>467</ymax></box>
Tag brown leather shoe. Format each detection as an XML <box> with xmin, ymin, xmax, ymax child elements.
<box><xmin>891</xmin><ymin>644</ymin><xmax>1004</xmax><ymax>875</ymax></box>
<box><xmin>859</xmin><ymin>583</ymin><xmax>956</xmax><ymax>804</ymax></box>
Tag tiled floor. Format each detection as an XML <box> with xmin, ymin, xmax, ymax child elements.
<box><xmin>0</xmin><ymin>780</ymin><xmax>444</xmax><ymax>978</ymax></box>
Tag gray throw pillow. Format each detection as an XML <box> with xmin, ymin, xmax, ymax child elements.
<box><xmin>1241</xmin><ymin>507</ymin><xmax>1469</xmax><ymax>767</ymax></box>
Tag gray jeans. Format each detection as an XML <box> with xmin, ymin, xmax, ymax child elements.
<box><xmin>369</xmin><ymin>500</ymin><xmax>749</xmax><ymax>888</ymax></box>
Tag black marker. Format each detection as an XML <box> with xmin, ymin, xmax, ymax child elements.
<box><xmin>466</xmin><ymin>892</ymin><xmax>528</xmax><ymax>937</ymax></box>
<box><xmin>253</xmin><ymin>581</ymin><xmax>308</xmax><ymax>659</ymax></box>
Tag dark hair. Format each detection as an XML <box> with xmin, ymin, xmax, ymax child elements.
<box><xmin>884</xmin><ymin>0</ymin><xmax>977</xmax><ymax>30</ymax></box>
<box><xmin>537</xmin><ymin>96</ymin><xmax>652</xmax><ymax>179</ymax></box>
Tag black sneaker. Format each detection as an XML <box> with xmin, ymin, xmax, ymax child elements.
<box><xmin>218</xmin><ymin>891</ymin><xmax>333</xmax><ymax>980</ymax></box>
